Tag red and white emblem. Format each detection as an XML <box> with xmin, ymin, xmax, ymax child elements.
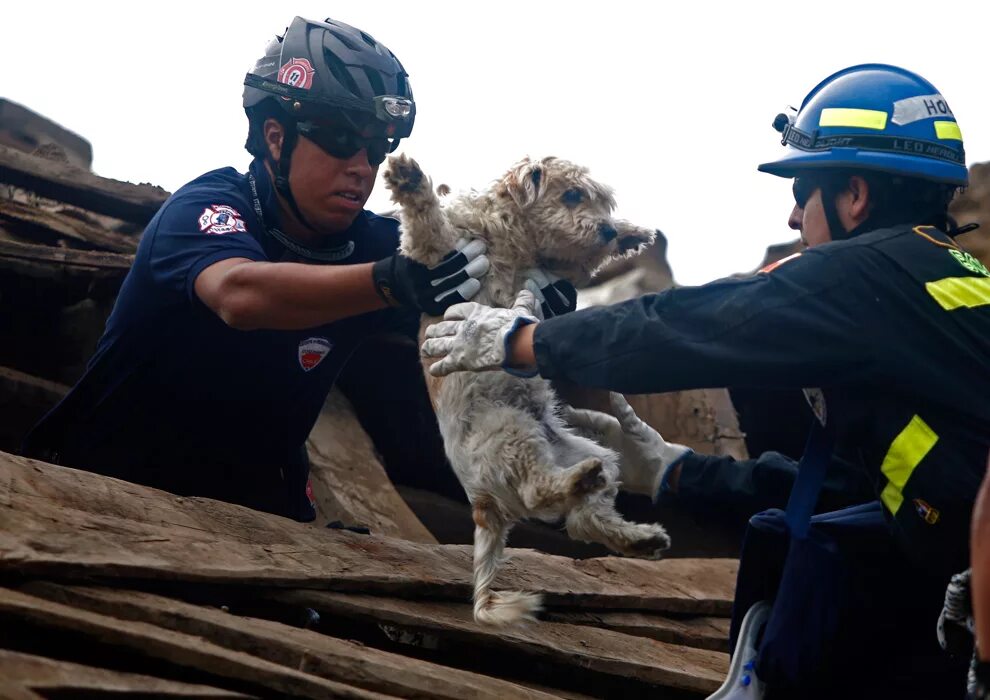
<box><xmin>298</xmin><ymin>337</ymin><xmax>332</xmax><ymax>372</ymax></box>
<box><xmin>278</xmin><ymin>57</ymin><xmax>316</xmax><ymax>90</ymax></box>
<box><xmin>198</xmin><ymin>205</ymin><xmax>246</xmax><ymax>235</ymax></box>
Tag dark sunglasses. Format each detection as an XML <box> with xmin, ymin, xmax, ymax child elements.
<box><xmin>791</xmin><ymin>177</ymin><xmax>820</xmax><ymax>209</ymax></box>
<box><xmin>296</xmin><ymin>122</ymin><xmax>395</xmax><ymax>166</ymax></box>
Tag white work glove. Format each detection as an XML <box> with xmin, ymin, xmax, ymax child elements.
<box><xmin>421</xmin><ymin>289</ymin><xmax>541</xmax><ymax>377</ymax></box>
<box><xmin>563</xmin><ymin>392</ymin><xmax>692</xmax><ymax>499</ymax></box>
<box><xmin>522</xmin><ymin>268</ymin><xmax>577</xmax><ymax>319</ymax></box>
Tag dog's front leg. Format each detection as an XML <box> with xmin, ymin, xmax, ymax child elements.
<box><xmin>383</xmin><ymin>153</ymin><xmax>460</xmax><ymax>266</ymax></box>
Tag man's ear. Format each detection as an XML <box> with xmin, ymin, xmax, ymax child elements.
<box><xmin>845</xmin><ymin>175</ymin><xmax>872</xmax><ymax>227</ymax></box>
<box><xmin>614</xmin><ymin>221</ymin><xmax>657</xmax><ymax>254</ymax></box>
<box><xmin>263</xmin><ymin>118</ymin><xmax>285</xmax><ymax>162</ymax></box>
<box><xmin>498</xmin><ymin>157</ymin><xmax>544</xmax><ymax>208</ymax></box>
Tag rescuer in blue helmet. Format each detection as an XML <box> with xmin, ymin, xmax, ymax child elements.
<box><xmin>418</xmin><ymin>63</ymin><xmax>988</xmax><ymax>697</ymax></box>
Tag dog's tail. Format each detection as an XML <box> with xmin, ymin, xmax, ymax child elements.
<box><xmin>471</xmin><ymin>496</ymin><xmax>542</xmax><ymax>625</ymax></box>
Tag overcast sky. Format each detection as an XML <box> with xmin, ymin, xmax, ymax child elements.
<box><xmin>4</xmin><ymin>1</ymin><xmax>988</xmax><ymax>284</ymax></box>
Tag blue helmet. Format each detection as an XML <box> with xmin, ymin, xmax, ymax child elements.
<box><xmin>759</xmin><ymin>64</ymin><xmax>967</xmax><ymax>186</ymax></box>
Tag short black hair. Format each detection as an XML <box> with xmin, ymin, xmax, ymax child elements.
<box><xmin>825</xmin><ymin>170</ymin><xmax>959</xmax><ymax>232</ymax></box>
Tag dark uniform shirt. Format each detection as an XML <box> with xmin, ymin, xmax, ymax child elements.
<box><xmin>535</xmin><ymin>224</ymin><xmax>990</xmax><ymax>578</ymax></box>
<box><xmin>23</xmin><ymin>159</ymin><xmax>415</xmax><ymax>521</ymax></box>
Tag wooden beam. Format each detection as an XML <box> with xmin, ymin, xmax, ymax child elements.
<box><xmin>307</xmin><ymin>389</ymin><xmax>437</xmax><ymax>544</ymax></box>
<box><xmin>543</xmin><ymin>610</ymin><xmax>731</xmax><ymax>653</ymax></box>
<box><xmin>0</xmin><ymin>649</ymin><xmax>250</xmax><ymax>697</ymax></box>
<box><xmin>0</xmin><ymin>452</ymin><xmax>737</xmax><ymax>614</ymax></box>
<box><xmin>0</xmin><ymin>198</ymin><xmax>137</xmax><ymax>253</ymax></box>
<box><xmin>0</xmin><ymin>587</ymin><xmax>394</xmax><ymax>700</ymax></box>
<box><xmin>0</xmin><ymin>144</ymin><xmax>168</xmax><ymax>224</ymax></box>
<box><xmin>275</xmin><ymin>590</ymin><xmax>729</xmax><ymax>696</ymax></box>
<box><xmin>24</xmin><ymin>583</ymin><xmax>560</xmax><ymax>700</ymax></box>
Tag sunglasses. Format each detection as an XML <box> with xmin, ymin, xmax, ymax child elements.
<box><xmin>791</xmin><ymin>177</ymin><xmax>820</xmax><ymax>209</ymax></box>
<box><xmin>296</xmin><ymin>122</ymin><xmax>395</xmax><ymax>166</ymax></box>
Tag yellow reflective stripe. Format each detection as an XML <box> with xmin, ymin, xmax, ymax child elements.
<box><xmin>934</xmin><ymin>121</ymin><xmax>963</xmax><ymax>141</ymax></box>
<box><xmin>819</xmin><ymin>108</ymin><xmax>888</xmax><ymax>130</ymax></box>
<box><xmin>925</xmin><ymin>276</ymin><xmax>990</xmax><ymax>310</ymax></box>
<box><xmin>880</xmin><ymin>415</ymin><xmax>938</xmax><ymax>515</ymax></box>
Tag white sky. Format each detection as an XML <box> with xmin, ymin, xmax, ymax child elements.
<box><xmin>4</xmin><ymin>1</ymin><xmax>989</xmax><ymax>284</ymax></box>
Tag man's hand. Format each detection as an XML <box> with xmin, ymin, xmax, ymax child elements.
<box><xmin>563</xmin><ymin>392</ymin><xmax>692</xmax><ymax>499</ymax></box>
<box><xmin>372</xmin><ymin>239</ymin><xmax>490</xmax><ymax>316</ymax></box>
<box><xmin>523</xmin><ymin>268</ymin><xmax>577</xmax><ymax>319</ymax></box>
<box><xmin>421</xmin><ymin>290</ymin><xmax>541</xmax><ymax>377</ymax></box>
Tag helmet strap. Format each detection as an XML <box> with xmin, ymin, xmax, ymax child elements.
<box><xmin>819</xmin><ymin>179</ymin><xmax>853</xmax><ymax>242</ymax></box>
<box><xmin>271</xmin><ymin>123</ymin><xmax>322</xmax><ymax>234</ymax></box>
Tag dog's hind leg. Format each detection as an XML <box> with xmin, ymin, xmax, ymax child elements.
<box><xmin>383</xmin><ymin>153</ymin><xmax>460</xmax><ymax>265</ymax></box>
<box><xmin>471</xmin><ymin>495</ymin><xmax>542</xmax><ymax>625</ymax></box>
<box><xmin>519</xmin><ymin>457</ymin><xmax>608</xmax><ymax>511</ymax></box>
<box><xmin>565</xmin><ymin>497</ymin><xmax>671</xmax><ymax>560</ymax></box>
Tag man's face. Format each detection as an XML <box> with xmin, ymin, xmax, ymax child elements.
<box><xmin>288</xmin><ymin>132</ymin><xmax>378</xmax><ymax>234</ymax></box>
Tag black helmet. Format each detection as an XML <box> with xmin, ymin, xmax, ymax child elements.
<box><xmin>243</xmin><ymin>16</ymin><xmax>415</xmax><ymax>141</ymax></box>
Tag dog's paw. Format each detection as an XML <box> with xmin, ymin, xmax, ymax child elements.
<box><xmin>626</xmin><ymin>523</ymin><xmax>671</xmax><ymax>559</ymax></box>
<box><xmin>383</xmin><ymin>153</ymin><xmax>428</xmax><ymax>199</ymax></box>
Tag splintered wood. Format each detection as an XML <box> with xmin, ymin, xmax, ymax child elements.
<box><xmin>0</xmin><ymin>452</ymin><xmax>734</xmax><ymax>696</ymax></box>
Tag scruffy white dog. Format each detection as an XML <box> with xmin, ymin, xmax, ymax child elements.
<box><xmin>383</xmin><ymin>154</ymin><xmax>670</xmax><ymax>625</ymax></box>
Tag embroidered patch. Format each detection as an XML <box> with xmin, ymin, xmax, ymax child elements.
<box><xmin>759</xmin><ymin>252</ymin><xmax>802</xmax><ymax>274</ymax></box>
<box><xmin>278</xmin><ymin>58</ymin><xmax>316</xmax><ymax>90</ymax></box>
<box><xmin>198</xmin><ymin>205</ymin><xmax>247</xmax><ymax>235</ymax></box>
<box><xmin>298</xmin><ymin>337</ymin><xmax>332</xmax><ymax>372</ymax></box>
<box><xmin>948</xmin><ymin>248</ymin><xmax>990</xmax><ymax>277</ymax></box>
<box><xmin>913</xmin><ymin>498</ymin><xmax>941</xmax><ymax>525</ymax></box>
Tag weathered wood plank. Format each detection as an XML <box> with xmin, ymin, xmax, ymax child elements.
<box><xmin>0</xmin><ymin>587</ymin><xmax>394</xmax><ymax>699</ymax></box>
<box><xmin>543</xmin><ymin>610</ymin><xmax>731</xmax><ymax>653</ymax></box>
<box><xmin>307</xmin><ymin>389</ymin><xmax>437</xmax><ymax>544</ymax></box>
<box><xmin>0</xmin><ymin>649</ymin><xmax>251</xmax><ymax>697</ymax></box>
<box><xmin>0</xmin><ymin>198</ymin><xmax>137</xmax><ymax>253</ymax></box>
<box><xmin>0</xmin><ymin>238</ymin><xmax>133</xmax><ymax>272</ymax></box>
<box><xmin>276</xmin><ymin>590</ymin><xmax>729</xmax><ymax>695</ymax></box>
<box><xmin>0</xmin><ymin>367</ymin><xmax>69</xmax><ymax>456</ymax></box>
<box><xmin>24</xmin><ymin>583</ymin><xmax>560</xmax><ymax>700</ymax></box>
<box><xmin>0</xmin><ymin>452</ymin><xmax>736</xmax><ymax>614</ymax></box>
<box><xmin>0</xmin><ymin>144</ymin><xmax>168</xmax><ymax>224</ymax></box>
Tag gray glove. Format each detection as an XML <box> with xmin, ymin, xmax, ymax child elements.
<box><xmin>563</xmin><ymin>392</ymin><xmax>692</xmax><ymax>499</ymax></box>
<box><xmin>421</xmin><ymin>289</ymin><xmax>541</xmax><ymax>377</ymax></box>
<box><xmin>522</xmin><ymin>268</ymin><xmax>578</xmax><ymax>319</ymax></box>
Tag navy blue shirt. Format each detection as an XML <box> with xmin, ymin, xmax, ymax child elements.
<box><xmin>25</xmin><ymin>159</ymin><xmax>415</xmax><ymax>521</ymax></box>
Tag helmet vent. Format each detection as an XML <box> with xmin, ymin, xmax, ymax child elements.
<box><xmin>363</xmin><ymin>67</ymin><xmax>386</xmax><ymax>96</ymax></box>
<box><xmin>327</xmin><ymin>28</ymin><xmax>360</xmax><ymax>51</ymax></box>
<box><xmin>396</xmin><ymin>72</ymin><xmax>407</xmax><ymax>97</ymax></box>
<box><xmin>358</xmin><ymin>31</ymin><xmax>377</xmax><ymax>48</ymax></box>
<box><xmin>323</xmin><ymin>48</ymin><xmax>364</xmax><ymax>98</ymax></box>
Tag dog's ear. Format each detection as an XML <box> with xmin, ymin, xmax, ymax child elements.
<box><xmin>500</xmin><ymin>157</ymin><xmax>544</xmax><ymax>209</ymax></box>
<box><xmin>614</xmin><ymin>221</ymin><xmax>657</xmax><ymax>255</ymax></box>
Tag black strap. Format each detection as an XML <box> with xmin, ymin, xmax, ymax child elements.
<box><xmin>783</xmin><ymin>417</ymin><xmax>836</xmax><ymax>539</ymax></box>
<box><xmin>781</xmin><ymin>122</ymin><xmax>965</xmax><ymax>166</ymax></box>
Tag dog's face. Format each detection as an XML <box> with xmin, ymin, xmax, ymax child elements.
<box><xmin>495</xmin><ymin>156</ymin><xmax>655</xmax><ymax>285</ymax></box>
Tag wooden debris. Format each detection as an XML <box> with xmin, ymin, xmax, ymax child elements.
<box><xmin>23</xmin><ymin>583</ymin><xmax>558</xmax><ymax>700</ymax></box>
<box><xmin>275</xmin><ymin>590</ymin><xmax>729</xmax><ymax>695</ymax></box>
<box><xmin>0</xmin><ymin>197</ymin><xmax>137</xmax><ymax>253</ymax></box>
<box><xmin>0</xmin><ymin>587</ymin><xmax>394</xmax><ymax>700</ymax></box>
<box><xmin>307</xmin><ymin>389</ymin><xmax>437</xmax><ymax>544</ymax></box>
<box><xmin>544</xmin><ymin>610</ymin><xmax>731</xmax><ymax>652</ymax></box>
<box><xmin>0</xmin><ymin>144</ymin><xmax>168</xmax><ymax>224</ymax></box>
<box><xmin>0</xmin><ymin>649</ymin><xmax>250</xmax><ymax>698</ymax></box>
<box><xmin>0</xmin><ymin>452</ymin><xmax>736</xmax><ymax>614</ymax></box>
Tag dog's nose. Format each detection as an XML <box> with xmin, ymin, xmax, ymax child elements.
<box><xmin>598</xmin><ymin>223</ymin><xmax>618</xmax><ymax>244</ymax></box>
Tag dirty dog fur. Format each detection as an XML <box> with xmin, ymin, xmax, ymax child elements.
<box><xmin>384</xmin><ymin>154</ymin><xmax>670</xmax><ymax>625</ymax></box>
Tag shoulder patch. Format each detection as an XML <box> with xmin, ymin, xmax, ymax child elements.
<box><xmin>948</xmin><ymin>248</ymin><xmax>990</xmax><ymax>277</ymax></box>
<box><xmin>759</xmin><ymin>252</ymin><xmax>802</xmax><ymax>274</ymax></box>
<box><xmin>198</xmin><ymin>205</ymin><xmax>247</xmax><ymax>235</ymax></box>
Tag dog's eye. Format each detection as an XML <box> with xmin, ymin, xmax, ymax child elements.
<box><xmin>561</xmin><ymin>189</ymin><xmax>584</xmax><ymax>207</ymax></box>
